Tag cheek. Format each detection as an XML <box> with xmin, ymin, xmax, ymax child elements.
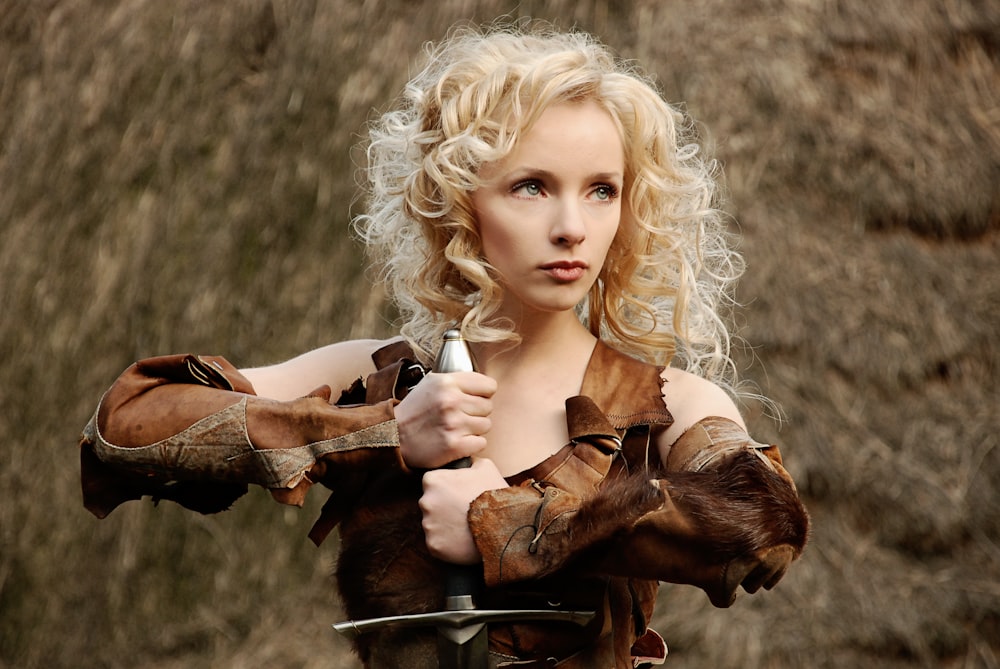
<box><xmin>594</xmin><ymin>213</ymin><xmax>624</xmax><ymax>267</ymax></box>
<box><xmin>612</xmin><ymin>205</ymin><xmax>631</xmax><ymax>242</ymax></box>
<box><xmin>598</xmin><ymin>209</ymin><xmax>623</xmax><ymax>252</ymax></box>
<box><xmin>481</xmin><ymin>230</ymin><xmax>523</xmax><ymax>270</ymax></box>
<box><xmin>476</xmin><ymin>210</ymin><xmax>516</xmax><ymax>264</ymax></box>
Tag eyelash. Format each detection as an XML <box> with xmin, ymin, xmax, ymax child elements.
<box><xmin>592</xmin><ymin>184</ymin><xmax>619</xmax><ymax>201</ymax></box>
<box><xmin>511</xmin><ymin>180</ymin><xmax>543</xmax><ymax>197</ymax></box>
<box><xmin>510</xmin><ymin>181</ymin><xmax>620</xmax><ymax>201</ymax></box>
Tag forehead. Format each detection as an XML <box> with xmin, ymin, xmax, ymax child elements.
<box><xmin>489</xmin><ymin>100</ymin><xmax>624</xmax><ymax>175</ymax></box>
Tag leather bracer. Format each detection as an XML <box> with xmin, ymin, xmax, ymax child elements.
<box><xmin>468</xmin><ymin>417</ymin><xmax>809</xmax><ymax>608</ymax></box>
<box><xmin>80</xmin><ymin>353</ymin><xmax>402</xmax><ymax>518</ymax></box>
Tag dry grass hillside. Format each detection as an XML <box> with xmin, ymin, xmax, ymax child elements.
<box><xmin>1</xmin><ymin>1</ymin><xmax>998</xmax><ymax>667</ymax></box>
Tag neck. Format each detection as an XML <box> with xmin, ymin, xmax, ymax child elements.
<box><xmin>473</xmin><ymin>310</ymin><xmax>596</xmax><ymax>381</ymax></box>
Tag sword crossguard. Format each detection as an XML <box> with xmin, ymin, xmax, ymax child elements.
<box><xmin>332</xmin><ymin>607</ymin><xmax>595</xmax><ymax>639</ymax></box>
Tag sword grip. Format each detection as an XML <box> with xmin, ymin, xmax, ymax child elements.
<box><xmin>433</xmin><ymin>330</ymin><xmax>485</xmax><ymax>608</ymax></box>
<box><xmin>442</xmin><ymin>456</ymin><xmax>473</xmax><ymax>470</ymax></box>
<box><xmin>434</xmin><ymin>331</ymin><xmax>475</xmax><ymax>476</ymax></box>
<box><xmin>441</xmin><ymin>455</ymin><xmax>482</xmax><ymax>605</ymax></box>
<box><xmin>445</xmin><ymin>564</ymin><xmax>482</xmax><ymax>605</ymax></box>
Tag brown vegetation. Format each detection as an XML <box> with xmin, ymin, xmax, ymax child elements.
<box><xmin>1</xmin><ymin>1</ymin><xmax>997</xmax><ymax>667</ymax></box>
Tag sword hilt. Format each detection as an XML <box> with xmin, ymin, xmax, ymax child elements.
<box><xmin>433</xmin><ymin>329</ymin><xmax>486</xmax><ymax>614</ymax></box>
<box><xmin>331</xmin><ymin>331</ymin><xmax>597</xmax><ymax>663</ymax></box>
<box><xmin>439</xmin><ymin>455</ymin><xmax>482</xmax><ymax>609</ymax></box>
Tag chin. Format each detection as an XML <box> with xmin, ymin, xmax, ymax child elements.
<box><xmin>530</xmin><ymin>297</ymin><xmax>589</xmax><ymax>314</ymax></box>
<box><xmin>500</xmin><ymin>283</ymin><xmax>593</xmax><ymax>316</ymax></box>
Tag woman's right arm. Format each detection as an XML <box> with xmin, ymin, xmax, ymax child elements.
<box><xmin>81</xmin><ymin>336</ymin><xmax>498</xmax><ymax>519</ymax></box>
<box><xmin>242</xmin><ymin>337</ymin><xmax>496</xmax><ymax>469</ymax></box>
<box><xmin>79</xmin><ymin>340</ymin><xmax>405</xmax><ymax>519</ymax></box>
<box><xmin>240</xmin><ymin>338</ymin><xmax>394</xmax><ymax>401</ymax></box>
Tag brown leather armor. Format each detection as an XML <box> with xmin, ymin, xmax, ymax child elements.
<box><xmin>328</xmin><ymin>341</ymin><xmax>808</xmax><ymax>667</ymax></box>
<box><xmin>79</xmin><ymin>341</ymin><xmax>809</xmax><ymax>668</ymax></box>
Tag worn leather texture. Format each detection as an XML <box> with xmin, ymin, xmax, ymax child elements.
<box><xmin>79</xmin><ymin>353</ymin><xmax>401</xmax><ymax>518</ymax></box>
<box><xmin>79</xmin><ymin>342</ymin><xmax>809</xmax><ymax>668</ymax></box>
<box><xmin>334</xmin><ymin>341</ymin><xmax>684</xmax><ymax>667</ymax></box>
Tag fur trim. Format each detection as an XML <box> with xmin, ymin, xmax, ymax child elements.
<box><xmin>572</xmin><ymin>472</ymin><xmax>668</xmax><ymax>540</ymax></box>
<box><xmin>665</xmin><ymin>449</ymin><xmax>810</xmax><ymax>559</ymax></box>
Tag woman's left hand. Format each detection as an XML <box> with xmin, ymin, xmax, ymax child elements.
<box><xmin>419</xmin><ymin>458</ymin><xmax>508</xmax><ymax>564</ymax></box>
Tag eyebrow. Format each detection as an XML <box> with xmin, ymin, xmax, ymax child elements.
<box><xmin>510</xmin><ymin>167</ymin><xmax>624</xmax><ymax>182</ymax></box>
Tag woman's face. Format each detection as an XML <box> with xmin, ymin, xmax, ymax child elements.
<box><xmin>471</xmin><ymin>100</ymin><xmax>624</xmax><ymax>319</ymax></box>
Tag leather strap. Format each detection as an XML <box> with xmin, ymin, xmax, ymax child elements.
<box><xmin>520</xmin><ymin>396</ymin><xmax>624</xmax><ymax>498</ymax></box>
<box><xmin>309</xmin><ymin>341</ymin><xmax>426</xmax><ymax>545</ymax></box>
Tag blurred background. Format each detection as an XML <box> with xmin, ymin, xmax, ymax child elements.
<box><xmin>1</xmin><ymin>1</ymin><xmax>998</xmax><ymax>667</ymax></box>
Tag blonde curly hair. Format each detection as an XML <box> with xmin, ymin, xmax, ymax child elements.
<box><xmin>355</xmin><ymin>22</ymin><xmax>745</xmax><ymax>391</ymax></box>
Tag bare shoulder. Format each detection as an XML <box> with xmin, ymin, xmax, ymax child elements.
<box><xmin>241</xmin><ymin>337</ymin><xmax>402</xmax><ymax>400</ymax></box>
<box><xmin>658</xmin><ymin>366</ymin><xmax>746</xmax><ymax>448</ymax></box>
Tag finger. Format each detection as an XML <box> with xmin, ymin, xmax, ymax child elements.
<box><xmin>469</xmin><ymin>457</ymin><xmax>509</xmax><ymax>490</ymax></box>
<box><xmin>417</xmin><ymin>435</ymin><xmax>487</xmax><ymax>470</ymax></box>
<box><xmin>422</xmin><ymin>377</ymin><xmax>491</xmax><ymax>418</ymax></box>
<box><xmin>763</xmin><ymin>562</ymin><xmax>790</xmax><ymax>590</ymax></box>
<box><xmin>432</xmin><ymin>395</ymin><xmax>491</xmax><ymax>424</ymax></box>
<box><xmin>739</xmin><ymin>561</ymin><xmax>773</xmax><ymax>594</ymax></box>
<box><xmin>469</xmin><ymin>456</ymin><xmax>504</xmax><ymax>478</ymax></box>
<box><xmin>421</xmin><ymin>468</ymin><xmax>444</xmax><ymax>490</ymax></box>
<box><xmin>742</xmin><ymin>545</ymin><xmax>794</xmax><ymax>593</ymax></box>
<box><xmin>447</xmin><ymin>434</ymin><xmax>489</xmax><ymax>461</ymax></box>
<box><xmin>420</xmin><ymin>514</ymin><xmax>443</xmax><ymax>555</ymax></box>
<box><xmin>449</xmin><ymin>371</ymin><xmax>498</xmax><ymax>398</ymax></box>
<box><xmin>762</xmin><ymin>545</ymin><xmax>795</xmax><ymax>590</ymax></box>
<box><xmin>459</xmin><ymin>394</ymin><xmax>493</xmax><ymax>418</ymax></box>
<box><xmin>470</xmin><ymin>457</ymin><xmax>499</xmax><ymax>474</ymax></box>
<box><xmin>461</xmin><ymin>415</ymin><xmax>492</xmax><ymax>437</ymax></box>
<box><xmin>721</xmin><ymin>555</ymin><xmax>758</xmax><ymax>598</ymax></box>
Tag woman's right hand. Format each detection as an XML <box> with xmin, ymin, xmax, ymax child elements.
<box><xmin>395</xmin><ymin>371</ymin><xmax>496</xmax><ymax>469</ymax></box>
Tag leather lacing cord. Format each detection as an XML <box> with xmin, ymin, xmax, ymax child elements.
<box><xmin>527</xmin><ymin>483</ymin><xmax>559</xmax><ymax>555</ymax></box>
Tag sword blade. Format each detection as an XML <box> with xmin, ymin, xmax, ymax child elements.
<box><xmin>437</xmin><ymin>593</ymin><xmax>487</xmax><ymax>669</ymax></box>
<box><xmin>438</xmin><ymin>623</ymin><xmax>488</xmax><ymax>669</ymax></box>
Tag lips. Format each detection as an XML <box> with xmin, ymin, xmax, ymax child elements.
<box><xmin>539</xmin><ymin>260</ymin><xmax>588</xmax><ymax>282</ymax></box>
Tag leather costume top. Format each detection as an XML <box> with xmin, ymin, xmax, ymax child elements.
<box><xmin>319</xmin><ymin>340</ymin><xmax>673</xmax><ymax>667</ymax></box>
<box><xmin>79</xmin><ymin>338</ymin><xmax>809</xmax><ymax>669</ymax></box>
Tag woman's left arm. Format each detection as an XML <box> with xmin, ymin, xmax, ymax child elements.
<box><xmin>467</xmin><ymin>370</ymin><xmax>810</xmax><ymax>608</ymax></box>
<box><xmin>657</xmin><ymin>367</ymin><xmax>747</xmax><ymax>450</ymax></box>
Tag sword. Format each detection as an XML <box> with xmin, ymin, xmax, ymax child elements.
<box><xmin>332</xmin><ymin>604</ymin><xmax>596</xmax><ymax>663</ymax></box>
<box><xmin>333</xmin><ymin>330</ymin><xmax>595</xmax><ymax>668</ymax></box>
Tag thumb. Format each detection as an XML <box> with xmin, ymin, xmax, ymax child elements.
<box><xmin>470</xmin><ymin>457</ymin><xmax>508</xmax><ymax>490</ymax></box>
<box><xmin>304</xmin><ymin>385</ymin><xmax>333</xmax><ymax>402</ymax></box>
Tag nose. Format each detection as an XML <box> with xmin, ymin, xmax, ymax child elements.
<box><xmin>550</xmin><ymin>201</ymin><xmax>586</xmax><ymax>246</ymax></box>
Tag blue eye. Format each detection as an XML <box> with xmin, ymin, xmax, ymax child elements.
<box><xmin>593</xmin><ymin>185</ymin><xmax>618</xmax><ymax>201</ymax></box>
<box><xmin>513</xmin><ymin>181</ymin><xmax>542</xmax><ymax>197</ymax></box>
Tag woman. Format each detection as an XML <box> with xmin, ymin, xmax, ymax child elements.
<box><xmin>80</xmin><ymin>24</ymin><xmax>809</xmax><ymax>668</ymax></box>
